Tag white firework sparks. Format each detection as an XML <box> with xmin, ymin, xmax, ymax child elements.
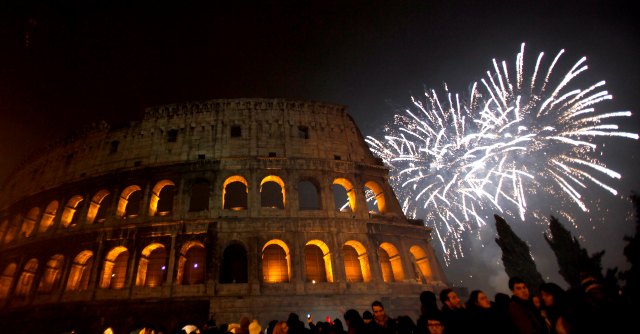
<box><xmin>366</xmin><ymin>43</ymin><xmax>638</xmax><ymax>264</ymax></box>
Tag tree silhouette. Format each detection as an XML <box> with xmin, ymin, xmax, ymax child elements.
<box><xmin>621</xmin><ymin>192</ymin><xmax>640</xmax><ymax>309</ymax></box>
<box><xmin>544</xmin><ymin>215</ymin><xmax>604</xmax><ymax>290</ymax></box>
<box><xmin>494</xmin><ymin>214</ymin><xmax>544</xmax><ymax>293</ymax></box>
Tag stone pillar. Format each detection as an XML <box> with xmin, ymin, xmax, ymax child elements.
<box><xmin>166</xmin><ymin>232</ymin><xmax>177</xmax><ymax>285</ymax></box>
<box><xmin>56</xmin><ymin>256</ymin><xmax>74</xmax><ymax>301</ymax></box>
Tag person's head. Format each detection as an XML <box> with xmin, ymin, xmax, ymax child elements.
<box><xmin>468</xmin><ymin>290</ymin><xmax>491</xmax><ymax>309</ymax></box>
<box><xmin>426</xmin><ymin>315</ymin><xmax>444</xmax><ymax>334</ymax></box>
<box><xmin>509</xmin><ymin>277</ymin><xmax>529</xmax><ymax>301</ymax></box>
<box><xmin>362</xmin><ymin>310</ymin><xmax>373</xmax><ymax>324</ymax></box>
<box><xmin>273</xmin><ymin>321</ymin><xmax>288</xmax><ymax>334</ymax></box>
<box><xmin>371</xmin><ymin>300</ymin><xmax>386</xmax><ymax>322</ymax></box>
<box><xmin>344</xmin><ymin>309</ymin><xmax>364</xmax><ymax>328</ymax></box>
<box><xmin>531</xmin><ymin>295</ymin><xmax>541</xmax><ymax>309</ymax></box>
<box><xmin>539</xmin><ymin>282</ymin><xmax>565</xmax><ymax>308</ymax></box>
<box><xmin>240</xmin><ymin>317</ymin><xmax>251</xmax><ymax>330</ymax></box>
<box><xmin>249</xmin><ymin>320</ymin><xmax>261</xmax><ymax>334</ymax></box>
<box><xmin>333</xmin><ymin>319</ymin><xmax>344</xmax><ymax>332</ymax></box>
<box><xmin>267</xmin><ymin>320</ymin><xmax>278</xmax><ymax>334</ymax></box>
<box><xmin>494</xmin><ymin>292</ymin><xmax>510</xmax><ymax>307</ymax></box>
<box><xmin>440</xmin><ymin>288</ymin><xmax>463</xmax><ymax>309</ymax></box>
<box><xmin>581</xmin><ymin>275</ymin><xmax>605</xmax><ymax>301</ymax></box>
<box><xmin>420</xmin><ymin>291</ymin><xmax>437</xmax><ymax>307</ymax></box>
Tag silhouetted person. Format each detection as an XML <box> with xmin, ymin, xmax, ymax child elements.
<box><xmin>439</xmin><ymin>288</ymin><xmax>471</xmax><ymax>334</ymax></box>
<box><xmin>416</xmin><ymin>291</ymin><xmax>441</xmax><ymax>334</ymax></box>
<box><xmin>368</xmin><ymin>300</ymin><xmax>398</xmax><ymax>334</ymax></box>
<box><xmin>508</xmin><ymin>276</ymin><xmax>549</xmax><ymax>334</ymax></box>
<box><xmin>466</xmin><ymin>289</ymin><xmax>508</xmax><ymax>334</ymax></box>
<box><xmin>344</xmin><ymin>309</ymin><xmax>365</xmax><ymax>334</ymax></box>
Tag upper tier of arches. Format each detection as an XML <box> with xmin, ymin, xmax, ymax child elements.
<box><xmin>0</xmin><ymin>173</ymin><xmax>396</xmax><ymax>246</ymax></box>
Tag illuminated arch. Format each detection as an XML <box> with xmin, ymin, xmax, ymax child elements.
<box><xmin>222</xmin><ymin>175</ymin><xmax>248</xmax><ymax>210</ymax></box>
<box><xmin>378</xmin><ymin>242</ymin><xmax>405</xmax><ymax>282</ymax></box>
<box><xmin>66</xmin><ymin>250</ymin><xmax>94</xmax><ymax>291</ymax></box>
<box><xmin>304</xmin><ymin>240</ymin><xmax>333</xmax><ymax>283</ymax></box>
<box><xmin>364</xmin><ymin>181</ymin><xmax>387</xmax><ymax>214</ymax></box>
<box><xmin>176</xmin><ymin>241</ymin><xmax>206</xmax><ymax>285</ymax></box>
<box><xmin>86</xmin><ymin>190</ymin><xmax>111</xmax><ymax>224</ymax></box>
<box><xmin>332</xmin><ymin>178</ymin><xmax>356</xmax><ymax>212</ymax></box>
<box><xmin>15</xmin><ymin>258</ymin><xmax>38</xmax><ymax>297</ymax></box>
<box><xmin>20</xmin><ymin>207</ymin><xmax>40</xmax><ymax>238</ymax></box>
<box><xmin>149</xmin><ymin>179</ymin><xmax>176</xmax><ymax>216</ymax></box>
<box><xmin>262</xmin><ymin>239</ymin><xmax>291</xmax><ymax>283</ymax></box>
<box><xmin>38</xmin><ymin>254</ymin><xmax>64</xmax><ymax>293</ymax></box>
<box><xmin>3</xmin><ymin>215</ymin><xmax>21</xmax><ymax>244</ymax></box>
<box><xmin>136</xmin><ymin>243</ymin><xmax>167</xmax><ymax>287</ymax></box>
<box><xmin>343</xmin><ymin>240</ymin><xmax>372</xmax><ymax>282</ymax></box>
<box><xmin>117</xmin><ymin>185</ymin><xmax>142</xmax><ymax>218</ymax></box>
<box><xmin>100</xmin><ymin>246</ymin><xmax>129</xmax><ymax>289</ymax></box>
<box><xmin>260</xmin><ymin>175</ymin><xmax>286</xmax><ymax>209</ymax></box>
<box><xmin>409</xmin><ymin>245</ymin><xmax>432</xmax><ymax>283</ymax></box>
<box><xmin>61</xmin><ymin>195</ymin><xmax>85</xmax><ymax>228</ymax></box>
<box><xmin>38</xmin><ymin>201</ymin><xmax>59</xmax><ymax>232</ymax></box>
<box><xmin>0</xmin><ymin>263</ymin><xmax>17</xmax><ymax>299</ymax></box>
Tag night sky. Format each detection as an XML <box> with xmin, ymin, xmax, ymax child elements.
<box><xmin>1</xmin><ymin>1</ymin><xmax>639</xmax><ymax>297</ymax></box>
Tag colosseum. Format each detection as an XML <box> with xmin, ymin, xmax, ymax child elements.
<box><xmin>0</xmin><ymin>98</ymin><xmax>448</xmax><ymax>333</ymax></box>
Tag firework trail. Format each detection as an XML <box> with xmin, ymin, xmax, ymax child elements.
<box><xmin>366</xmin><ymin>43</ymin><xmax>638</xmax><ymax>264</ymax></box>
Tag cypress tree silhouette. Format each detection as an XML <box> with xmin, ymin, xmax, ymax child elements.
<box><xmin>544</xmin><ymin>215</ymin><xmax>604</xmax><ymax>290</ymax></box>
<box><xmin>621</xmin><ymin>192</ymin><xmax>640</xmax><ymax>309</ymax></box>
<box><xmin>494</xmin><ymin>214</ymin><xmax>544</xmax><ymax>293</ymax></box>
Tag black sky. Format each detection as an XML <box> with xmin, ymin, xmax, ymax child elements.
<box><xmin>1</xmin><ymin>0</ymin><xmax>639</xmax><ymax>295</ymax></box>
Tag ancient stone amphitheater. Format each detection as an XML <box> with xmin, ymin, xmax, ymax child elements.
<box><xmin>0</xmin><ymin>98</ymin><xmax>448</xmax><ymax>333</ymax></box>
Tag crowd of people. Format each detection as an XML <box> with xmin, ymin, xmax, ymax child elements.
<box><xmin>123</xmin><ymin>273</ymin><xmax>632</xmax><ymax>334</ymax></box>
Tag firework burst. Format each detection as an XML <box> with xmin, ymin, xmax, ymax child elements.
<box><xmin>366</xmin><ymin>43</ymin><xmax>638</xmax><ymax>264</ymax></box>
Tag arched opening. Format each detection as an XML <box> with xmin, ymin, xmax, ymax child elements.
<box><xmin>38</xmin><ymin>201</ymin><xmax>59</xmax><ymax>232</ymax></box>
<box><xmin>0</xmin><ymin>219</ymin><xmax>8</xmax><ymax>244</ymax></box>
<box><xmin>177</xmin><ymin>242</ymin><xmax>206</xmax><ymax>285</ymax></box>
<box><xmin>260</xmin><ymin>175</ymin><xmax>285</xmax><ymax>209</ymax></box>
<box><xmin>15</xmin><ymin>258</ymin><xmax>38</xmax><ymax>297</ymax></box>
<box><xmin>3</xmin><ymin>215</ymin><xmax>22</xmax><ymax>244</ymax></box>
<box><xmin>409</xmin><ymin>245</ymin><xmax>432</xmax><ymax>284</ymax></box>
<box><xmin>61</xmin><ymin>195</ymin><xmax>85</xmax><ymax>228</ymax></box>
<box><xmin>20</xmin><ymin>207</ymin><xmax>40</xmax><ymax>238</ymax></box>
<box><xmin>378</xmin><ymin>248</ymin><xmax>394</xmax><ymax>283</ymax></box>
<box><xmin>298</xmin><ymin>180</ymin><xmax>320</xmax><ymax>210</ymax></box>
<box><xmin>117</xmin><ymin>185</ymin><xmax>142</xmax><ymax>218</ymax></box>
<box><xmin>0</xmin><ymin>263</ymin><xmax>17</xmax><ymax>299</ymax></box>
<box><xmin>149</xmin><ymin>180</ymin><xmax>176</xmax><ymax>216</ymax></box>
<box><xmin>332</xmin><ymin>178</ymin><xmax>356</xmax><ymax>212</ymax></box>
<box><xmin>364</xmin><ymin>181</ymin><xmax>387</xmax><ymax>214</ymax></box>
<box><xmin>100</xmin><ymin>246</ymin><xmax>129</xmax><ymax>289</ymax></box>
<box><xmin>86</xmin><ymin>190</ymin><xmax>111</xmax><ymax>224</ymax></box>
<box><xmin>378</xmin><ymin>242</ymin><xmax>405</xmax><ymax>282</ymax></box>
<box><xmin>66</xmin><ymin>251</ymin><xmax>93</xmax><ymax>291</ymax></box>
<box><xmin>189</xmin><ymin>178</ymin><xmax>210</xmax><ymax>212</ymax></box>
<box><xmin>136</xmin><ymin>243</ymin><xmax>167</xmax><ymax>288</ymax></box>
<box><xmin>38</xmin><ymin>254</ymin><xmax>64</xmax><ymax>293</ymax></box>
<box><xmin>304</xmin><ymin>240</ymin><xmax>333</xmax><ymax>283</ymax></box>
<box><xmin>343</xmin><ymin>240</ymin><xmax>371</xmax><ymax>282</ymax></box>
<box><xmin>262</xmin><ymin>240</ymin><xmax>290</xmax><ymax>283</ymax></box>
<box><xmin>220</xmin><ymin>243</ymin><xmax>248</xmax><ymax>283</ymax></box>
<box><xmin>222</xmin><ymin>176</ymin><xmax>248</xmax><ymax>210</ymax></box>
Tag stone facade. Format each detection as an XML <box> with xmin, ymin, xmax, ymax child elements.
<box><xmin>0</xmin><ymin>98</ymin><xmax>448</xmax><ymax>333</ymax></box>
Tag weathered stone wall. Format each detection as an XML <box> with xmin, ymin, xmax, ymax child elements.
<box><xmin>0</xmin><ymin>99</ymin><xmax>449</xmax><ymax>333</ymax></box>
